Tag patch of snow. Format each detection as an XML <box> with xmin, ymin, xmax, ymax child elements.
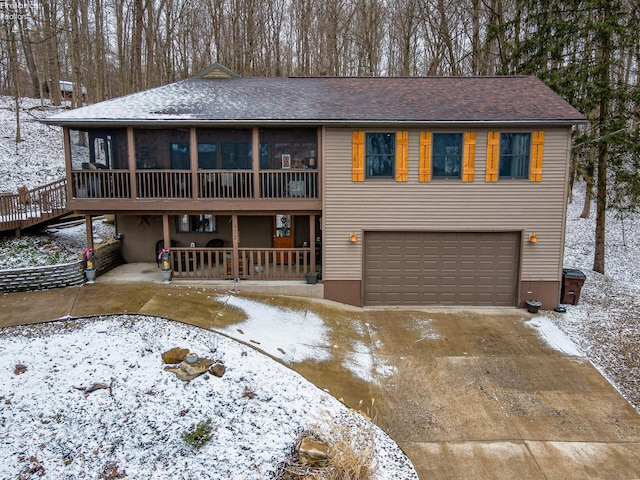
<box><xmin>526</xmin><ymin>316</ymin><xmax>582</xmax><ymax>356</ymax></box>
<box><xmin>216</xmin><ymin>294</ymin><xmax>332</xmax><ymax>364</ymax></box>
<box><xmin>0</xmin><ymin>315</ymin><xmax>418</xmax><ymax>480</ymax></box>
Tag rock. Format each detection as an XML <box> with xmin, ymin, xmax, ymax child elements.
<box><xmin>297</xmin><ymin>436</ymin><xmax>330</xmax><ymax>467</ymax></box>
<box><xmin>181</xmin><ymin>358</ymin><xmax>213</xmax><ymax>377</ymax></box>
<box><xmin>162</xmin><ymin>347</ymin><xmax>189</xmax><ymax>364</ymax></box>
<box><xmin>209</xmin><ymin>362</ymin><xmax>226</xmax><ymax>378</ymax></box>
<box><xmin>165</xmin><ymin>358</ymin><xmax>214</xmax><ymax>381</ymax></box>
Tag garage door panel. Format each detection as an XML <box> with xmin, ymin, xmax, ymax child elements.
<box><xmin>364</xmin><ymin>231</ymin><xmax>519</xmax><ymax>306</ymax></box>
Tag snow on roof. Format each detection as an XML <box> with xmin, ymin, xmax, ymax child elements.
<box><xmin>42</xmin><ymin>75</ymin><xmax>587</xmax><ymax>127</ymax></box>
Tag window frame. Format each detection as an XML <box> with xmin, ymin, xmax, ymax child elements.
<box><xmin>176</xmin><ymin>214</ymin><xmax>216</xmax><ymax>233</ymax></box>
<box><xmin>365</xmin><ymin>132</ymin><xmax>396</xmax><ymax>179</ymax></box>
<box><xmin>498</xmin><ymin>132</ymin><xmax>532</xmax><ymax>180</ymax></box>
<box><xmin>431</xmin><ymin>132</ymin><xmax>463</xmax><ymax>180</ymax></box>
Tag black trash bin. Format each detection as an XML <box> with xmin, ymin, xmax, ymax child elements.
<box><xmin>561</xmin><ymin>269</ymin><xmax>586</xmax><ymax>305</ymax></box>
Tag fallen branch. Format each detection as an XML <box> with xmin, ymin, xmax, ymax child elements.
<box><xmin>73</xmin><ymin>383</ymin><xmax>108</xmax><ymax>393</ymax></box>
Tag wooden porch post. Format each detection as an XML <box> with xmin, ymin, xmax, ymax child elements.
<box><xmin>63</xmin><ymin>127</ymin><xmax>73</xmax><ymax>200</ymax></box>
<box><xmin>162</xmin><ymin>214</ymin><xmax>170</xmax><ymax>250</ymax></box>
<box><xmin>252</xmin><ymin>128</ymin><xmax>260</xmax><ymax>199</ymax></box>
<box><xmin>85</xmin><ymin>214</ymin><xmax>94</xmax><ymax>251</ymax></box>
<box><xmin>232</xmin><ymin>214</ymin><xmax>239</xmax><ymax>279</ymax></box>
<box><xmin>190</xmin><ymin>127</ymin><xmax>198</xmax><ymax>199</ymax></box>
<box><xmin>310</xmin><ymin>214</ymin><xmax>316</xmax><ymax>273</ymax></box>
<box><xmin>127</xmin><ymin>127</ymin><xmax>137</xmax><ymax>199</ymax></box>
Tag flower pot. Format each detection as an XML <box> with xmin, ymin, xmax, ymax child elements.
<box><xmin>305</xmin><ymin>272</ymin><xmax>319</xmax><ymax>285</ymax></box>
<box><xmin>161</xmin><ymin>269</ymin><xmax>171</xmax><ymax>284</ymax></box>
<box><xmin>526</xmin><ymin>299</ymin><xmax>542</xmax><ymax>314</ymax></box>
<box><xmin>85</xmin><ymin>268</ymin><xmax>95</xmax><ymax>284</ymax></box>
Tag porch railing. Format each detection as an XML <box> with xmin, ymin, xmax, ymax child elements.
<box><xmin>71</xmin><ymin>170</ymin><xmax>130</xmax><ymax>199</ymax></box>
<box><xmin>136</xmin><ymin>170</ymin><xmax>193</xmax><ymax>199</ymax></box>
<box><xmin>198</xmin><ymin>171</ymin><xmax>254</xmax><ymax>199</ymax></box>
<box><xmin>259</xmin><ymin>170</ymin><xmax>318</xmax><ymax>199</ymax></box>
<box><xmin>69</xmin><ymin>168</ymin><xmax>319</xmax><ymax>200</ymax></box>
<box><xmin>170</xmin><ymin>247</ymin><xmax>313</xmax><ymax>280</ymax></box>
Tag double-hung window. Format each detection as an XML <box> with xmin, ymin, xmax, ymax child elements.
<box><xmin>432</xmin><ymin>133</ymin><xmax>462</xmax><ymax>179</ymax></box>
<box><xmin>499</xmin><ymin>133</ymin><xmax>531</xmax><ymax>179</ymax></box>
<box><xmin>366</xmin><ymin>133</ymin><xmax>395</xmax><ymax>178</ymax></box>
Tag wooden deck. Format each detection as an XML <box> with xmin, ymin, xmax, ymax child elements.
<box><xmin>0</xmin><ymin>179</ymin><xmax>69</xmax><ymax>233</ymax></box>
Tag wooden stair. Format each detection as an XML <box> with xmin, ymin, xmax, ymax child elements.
<box><xmin>0</xmin><ymin>178</ymin><xmax>70</xmax><ymax>234</ymax></box>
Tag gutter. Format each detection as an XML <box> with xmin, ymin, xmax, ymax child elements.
<box><xmin>41</xmin><ymin>118</ymin><xmax>589</xmax><ymax>128</ymax></box>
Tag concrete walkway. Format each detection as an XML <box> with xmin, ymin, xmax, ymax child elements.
<box><xmin>2</xmin><ymin>271</ymin><xmax>640</xmax><ymax>479</ymax></box>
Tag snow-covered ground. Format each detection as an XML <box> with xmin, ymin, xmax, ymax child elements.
<box><xmin>547</xmin><ymin>180</ymin><xmax>640</xmax><ymax>411</ymax></box>
<box><xmin>0</xmin><ymin>96</ymin><xmax>66</xmax><ymax>193</ymax></box>
<box><xmin>0</xmin><ymin>315</ymin><xmax>418</xmax><ymax>479</ymax></box>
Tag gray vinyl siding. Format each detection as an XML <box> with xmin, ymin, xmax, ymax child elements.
<box><xmin>322</xmin><ymin>126</ymin><xmax>571</xmax><ymax>282</ymax></box>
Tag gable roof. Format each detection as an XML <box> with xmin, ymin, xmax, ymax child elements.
<box><xmin>193</xmin><ymin>63</ymin><xmax>241</xmax><ymax>79</ymax></box>
<box><xmin>43</xmin><ymin>75</ymin><xmax>586</xmax><ymax>127</ymax></box>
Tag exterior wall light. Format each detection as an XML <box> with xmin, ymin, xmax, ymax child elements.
<box><xmin>349</xmin><ymin>232</ymin><xmax>358</xmax><ymax>243</ymax></box>
<box><xmin>529</xmin><ymin>233</ymin><xmax>539</xmax><ymax>243</ymax></box>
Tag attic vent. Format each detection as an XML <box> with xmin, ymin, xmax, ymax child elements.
<box><xmin>194</xmin><ymin>63</ymin><xmax>240</xmax><ymax>79</ymax></box>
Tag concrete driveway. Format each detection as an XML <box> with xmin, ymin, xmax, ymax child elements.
<box><xmin>1</xmin><ymin>279</ymin><xmax>640</xmax><ymax>479</ymax></box>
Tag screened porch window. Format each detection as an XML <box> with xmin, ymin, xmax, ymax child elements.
<box><xmin>259</xmin><ymin>128</ymin><xmax>318</xmax><ymax>169</ymax></box>
<box><xmin>170</xmin><ymin>142</ymin><xmax>190</xmax><ymax>169</ymax></box>
<box><xmin>196</xmin><ymin>128</ymin><xmax>252</xmax><ymax>170</ymax></box>
<box><xmin>366</xmin><ymin>133</ymin><xmax>395</xmax><ymax>178</ymax></box>
<box><xmin>221</xmin><ymin>142</ymin><xmax>252</xmax><ymax>169</ymax></box>
<box><xmin>432</xmin><ymin>133</ymin><xmax>462</xmax><ymax>179</ymax></box>
<box><xmin>197</xmin><ymin>144</ymin><xmax>217</xmax><ymax>169</ymax></box>
<box><xmin>499</xmin><ymin>133</ymin><xmax>531</xmax><ymax>179</ymax></box>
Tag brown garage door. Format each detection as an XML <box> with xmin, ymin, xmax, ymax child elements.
<box><xmin>364</xmin><ymin>231</ymin><xmax>520</xmax><ymax>306</ymax></box>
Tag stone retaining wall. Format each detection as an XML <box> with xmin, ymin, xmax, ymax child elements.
<box><xmin>0</xmin><ymin>241</ymin><xmax>124</xmax><ymax>293</ymax></box>
<box><xmin>95</xmin><ymin>240</ymin><xmax>124</xmax><ymax>276</ymax></box>
<box><xmin>0</xmin><ymin>260</ymin><xmax>85</xmax><ymax>293</ymax></box>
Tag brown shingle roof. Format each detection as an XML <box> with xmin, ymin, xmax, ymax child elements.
<box><xmin>44</xmin><ymin>76</ymin><xmax>586</xmax><ymax>126</ymax></box>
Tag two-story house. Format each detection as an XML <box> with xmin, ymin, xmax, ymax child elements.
<box><xmin>43</xmin><ymin>64</ymin><xmax>586</xmax><ymax>309</ymax></box>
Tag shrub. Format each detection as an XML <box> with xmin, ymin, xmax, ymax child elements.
<box><xmin>182</xmin><ymin>418</ymin><xmax>214</xmax><ymax>450</ymax></box>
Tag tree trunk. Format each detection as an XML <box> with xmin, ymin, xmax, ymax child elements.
<box><xmin>69</xmin><ymin>0</ymin><xmax>84</xmax><ymax>109</ymax></box>
<box><xmin>132</xmin><ymin>0</ymin><xmax>144</xmax><ymax>91</ymax></box>
<box><xmin>17</xmin><ymin>15</ymin><xmax>40</xmax><ymax>97</ymax></box>
<box><xmin>592</xmin><ymin>5</ymin><xmax>612</xmax><ymax>275</ymax></box>
<box><xmin>6</xmin><ymin>17</ymin><xmax>22</xmax><ymax>142</ymax></box>
<box><xmin>42</xmin><ymin>0</ymin><xmax>62</xmax><ymax>106</ymax></box>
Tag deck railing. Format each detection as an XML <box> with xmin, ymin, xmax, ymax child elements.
<box><xmin>71</xmin><ymin>170</ymin><xmax>130</xmax><ymax>199</ymax></box>
<box><xmin>136</xmin><ymin>170</ymin><xmax>193</xmax><ymax>199</ymax></box>
<box><xmin>0</xmin><ymin>179</ymin><xmax>68</xmax><ymax>232</ymax></box>
<box><xmin>69</xmin><ymin>169</ymin><xmax>319</xmax><ymax>200</ymax></box>
<box><xmin>259</xmin><ymin>170</ymin><xmax>318</xmax><ymax>199</ymax></box>
<box><xmin>198</xmin><ymin>171</ymin><xmax>254</xmax><ymax>199</ymax></box>
<box><xmin>170</xmin><ymin>247</ymin><xmax>313</xmax><ymax>280</ymax></box>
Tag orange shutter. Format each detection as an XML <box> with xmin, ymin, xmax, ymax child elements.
<box><xmin>419</xmin><ymin>132</ymin><xmax>432</xmax><ymax>182</ymax></box>
<box><xmin>529</xmin><ymin>130</ymin><xmax>544</xmax><ymax>182</ymax></box>
<box><xmin>486</xmin><ymin>131</ymin><xmax>500</xmax><ymax>182</ymax></box>
<box><xmin>462</xmin><ymin>131</ymin><xmax>476</xmax><ymax>182</ymax></box>
<box><xmin>352</xmin><ymin>131</ymin><xmax>365</xmax><ymax>182</ymax></box>
<box><xmin>395</xmin><ymin>131</ymin><xmax>409</xmax><ymax>182</ymax></box>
